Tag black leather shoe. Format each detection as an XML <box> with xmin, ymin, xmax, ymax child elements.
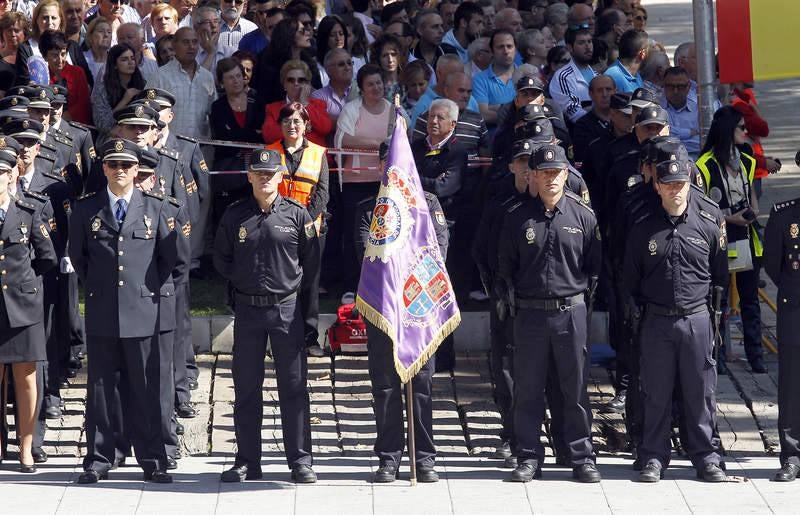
<box><xmin>511</xmin><ymin>463</ymin><xmax>541</xmax><ymax>482</ymax></box>
<box><xmin>58</xmin><ymin>377</ymin><xmax>71</xmax><ymax>388</ymax></box>
<box><xmin>176</xmin><ymin>421</ymin><xmax>185</xmax><ymax>436</ymax></box>
<box><xmin>146</xmin><ymin>470</ymin><xmax>173</xmax><ymax>483</ymax></box>
<box><xmin>416</xmin><ymin>467</ymin><xmax>439</xmax><ymax>483</ymax></box>
<box><xmin>697</xmin><ymin>463</ymin><xmax>727</xmax><ymax>482</ymax></box>
<box><xmin>32</xmin><ymin>449</ymin><xmax>48</xmax><ymax>463</ymax></box>
<box><xmin>638</xmin><ymin>462</ymin><xmax>664</xmax><ymax>483</ymax></box>
<box><xmin>606</xmin><ymin>390</ymin><xmax>627</xmax><ymax>412</ymax></box>
<box><xmin>501</xmin><ymin>455</ymin><xmax>517</xmax><ymax>469</ymax></box>
<box><xmin>373</xmin><ymin>463</ymin><xmax>398</xmax><ymax>483</ymax></box>
<box><xmin>573</xmin><ymin>463</ymin><xmax>601</xmax><ymax>483</ymax></box>
<box><xmin>166</xmin><ymin>456</ymin><xmax>177</xmax><ymax>470</ymax></box>
<box><xmin>773</xmin><ymin>463</ymin><xmax>800</xmax><ymax>482</ymax></box>
<box><xmin>44</xmin><ymin>406</ymin><xmax>62</xmax><ymax>419</ymax></box>
<box><xmin>291</xmin><ymin>464</ymin><xmax>317</xmax><ymax>483</ymax></box>
<box><xmin>221</xmin><ymin>464</ymin><xmax>262</xmax><ymax>482</ymax></box>
<box><xmin>18</xmin><ymin>462</ymin><xmax>37</xmax><ymax>473</ymax></box>
<box><xmin>66</xmin><ymin>368</ymin><xmax>77</xmax><ymax>378</ymax></box>
<box><xmin>187</xmin><ymin>378</ymin><xmax>199</xmax><ymax>391</ymax></box>
<box><xmin>68</xmin><ymin>356</ymin><xmax>82</xmax><ymax>370</ymax></box>
<box><xmin>77</xmin><ymin>470</ymin><xmax>107</xmax><ymax>484</ymax></box>
<box><xmin>750</xmin><ymin>361</ymin><xmax>768</xmax><ymax>374</ymax></box>
<box><xmin>176</xmin><ymin>403</ymin><xmax>198</xmax><ymax>418</ymax></box>
<box><xmin>493</xmin><ymin>441</ymin><xmax>512</xmax><ymax>459</ymax></box>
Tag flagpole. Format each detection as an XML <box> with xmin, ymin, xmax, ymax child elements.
<box><xmin>406</xmin><ymin>381</ymin><xmax>417</xmax><ymax>486</ymax></box>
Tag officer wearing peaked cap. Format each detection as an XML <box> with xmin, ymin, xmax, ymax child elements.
<box><xmin>764</xmin><ymin>197</ymin><xmax>800</xmax><ymax>481</ymax></box>
<box><xmin>49</xmin><ymin>84</ymin><xmax>96</xmax><ymax>195</ymax></box>
<box><xmin>0</xmin><ymin>141</ymin><xmax>57</xmax><ymax>474</ymax></box>
<box><xmin>622</xmin><ymin>157</ymin><xmax>728</xmax><ymax>483</ymax></box>
<box><xmin>498</xmin><ymin>144</ymin><xmax>602</xmax><ymax>484</ymax></box>
<box><xmin>213</xmin><ymin>149</ymin><xmax>320</xmax><ymax>484</ymax></box>
<box><xmin>70</xmin><ymin>138</ymin><xmax>179</xmax><ymax>485</ymax></box>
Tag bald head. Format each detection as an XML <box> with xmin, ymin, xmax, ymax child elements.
<box><xmin>443</xmin><ymin>71</ymin><xmax>473</xmax><ymax>111</ymax></box>
<box><xmin>567</xmin><ymin>3</ymin><xmax>594</xmax><ymax>33</ymax></box>
<box><xmin>435</xmin><ymin>54</ymin><xmax>465</xmax><ymax>84</ymax></box>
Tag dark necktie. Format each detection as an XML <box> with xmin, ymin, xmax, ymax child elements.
<box><xmin>115</xmin><ymin>198</ymin><xmax>127</xmax><ymax>224</ymax></box>
<box><xmin>19</xmin><ymin>177</ymin><xmax>27</xmax><ymax>192</ymax></box>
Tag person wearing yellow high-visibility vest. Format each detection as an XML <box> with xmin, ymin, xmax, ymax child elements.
<box><xmin>266</xmin><ymin>102</ymin><xmax>329</xmax><ymax>357</ymax></box>
<box><xmin>695</xmin><ymin>106</ymin><xmax>765</xmax><ymax>375</ymax></box>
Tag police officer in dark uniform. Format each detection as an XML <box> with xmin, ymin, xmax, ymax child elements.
<box><xmin>48</xmin><ymin>84</ymin><xmax>95</xmax><ymax>196</ymax></box>
<box><xmin>357</xmin><ymin>142</ymin><xmax>448</xmax><ymax>484</ymax></box>
<box><xmin>213</xmin><ymin>148</ymin><xmax>320</xmax><ymax>483</ymax></box>
<box><xmin>0</xmin><ymin>137</ymin><xmax>57</xmax><ymax>473</ymax></box>
<box><xmin>70</xmin><ymin>138</ymin><xmax>179</xmax><ymax>484</ymax></box>
<box><xmin>622</xmin><ymin>157</ymin><xmax>728</xmax><ymax>483</ymax></box>
<box><xmin>764</xmin><ymin>198</ymin><xmax>800</xmax><ymax>481</ymax></box>
<box><xmin>472</xmin><ymin>139</ymin><xmax>531</xmax><ymax>464</ymax></box>
<box><xmin>498</xmin><ymin>144</ymin><xmax>601</xmax><ymax>483</ymax></box>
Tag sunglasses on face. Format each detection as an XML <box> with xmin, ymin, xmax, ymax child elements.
<box><xmin>285</xmin><ymin>77</ymin><xmax>309</xmax><ymax>84</ymax></box>
<box><xmin>736</xmin><ymin>124</ymin><xmax>747</xmax><ymax>131</ymax></box>
<box><xmin>568</xmin><ymin>22</ymin><xmax>591</xmax><ymax>31</ymax></box>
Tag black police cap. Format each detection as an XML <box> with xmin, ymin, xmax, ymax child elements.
<box><xmin>610</xmin><ymin>93</ymin><xmax>632</xmax><ymax>112</ymax></box>
<box><xmin>653</xmin><ymin>140</ymin><xmax>689</xmax><ymax>166</ymax></box>
<box><xmin>101</xmin><ymin>138</ymin><xmax>140</xmax><ymax>162</ymax></box>
<box><xmin>656</xmin><ymin>158</ymin><xmax>691</xmax><ymax>183</ymax></box>
<box><xmin>115</xmin><ymin>103</ymin><xmax>159</xmax><ymax>126</ymax></box>
<box><xmin>249</xmin><ymin>148</ymin><xmax>286</xmax><ymax>173</ymax></box>
<box><xmin>14</xmin><ymin>85</ymin><xmax>53</xmax><ymax>109</ymax></box>
<box><xmin>511</xmin><ymin>139</ymin><xmax>535</xmax><ymax>159</ymax></box>
<box><xmin>137</xmin><ymin>147</ymin><xmax>160</xmax><ymax>174</ymax></box>
<box><xmin>3</xmin><ymin>118</ymin><xmax>44</xmax><ymax>140</ymax></box>
<box><xmin>526</xmin><ymin>118</ymin><xmax>555</xmax><ymax>143</ymax></box>
<box><xmin>0</xmin><ymin>135</ymin><xmax>20</xmax><ymax>170</ymax></box>
<box><xmin>130</xmin><ymin>99</ymin><xmax>167</xmax><ymax>128</ymax></box>
<box><xmin>50</xmin><ymin>84</ymin><xmax>68</xmax><ymax>105</ymax></box>
<box><xmin>529</xmin><ymin>144</ymin><xmax>569</xmax><ymax>171</ymax></box>
<box><xmin>135</xmin><ymin>88</ymin><xmax>176</xmax><ymax>108</ymax></box>
<box><xmin>0</xmin><ymin>95</ymin><xmax>29</xmax><ymax>113</ymax></box>
<box><xmin>515</xmin><ymin>75</ymin><xmax>545</xmax><ymax>93</ymax></box>
<box><xmin>635</xmin><ymin>105</ymin><xmax>668</xmax><ymax>126</ymax></box>
<box><xmin>516</xmin><ymin>104</ymin><xmax>546</xmax><ymax>123</ymax></box>
<box><xmin>630</xmin><ymin>87</ymin><xmax>659</xmax><ymax>108</ymax></box>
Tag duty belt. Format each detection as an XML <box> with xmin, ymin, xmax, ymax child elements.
<box><xmin>516</xmin><ymin>293</ymin><xmax>585</xmax><ymax>311</ymax></box>
<box><xmin>235</xmin><ymin>290</ymin><xmax>297</xmax><ymax>307</ymax></box>
<box><xmin>646</xmin><ymin>303</ymin><xmax>708</xmax><ymax>317</ymax></box>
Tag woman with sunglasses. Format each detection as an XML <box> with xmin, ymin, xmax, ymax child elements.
<box><xmin>253</xmin><ymin>17</ymin><xmax>321</xmax><ymax>107</ymax></box>
<box><xmin>262</xmin><ymin>60</ymin><xmax>331</xmax><ymax>146</ymax></box>
<box><xmin>695</xmin><ymin>105</ymin><xmax>765</xmax><ymax>375</ymax></box>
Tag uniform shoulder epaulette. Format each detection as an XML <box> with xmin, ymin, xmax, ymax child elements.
<box><xmin>632</xmin><ymin>209</ymin><xmax>655</xmax><ymax>226</ymax></box>
<box><xmin>24</xmin><ymin>190</ymin><xmax>48</xmax><ymax>202</ymax></box>
<box><xmin>506</xmin><ymin>199</ymin><xmax>524</xmax><ymax>214</ymax></box>
<box><xmin>772</xmin><ymin>198</ymin><xmax>799</xmax><ymax>212</ymax></box>
<box><xmin>626</xmin><ymin>174</ymin><xmax>643</xmax><ymax>189</ymax></box>
<box><xmin>14</xmin><ymin>197</ymin><xmax>35</xmax><ymax>211</ymax></box>
<box><xmin>77</xmin><ymin>191</ymin><xmax>96</xmax><ymax>201</ymax></box>
<box><xmin>565</xmin><ymin>190</ymin><xmax>595</xmax><ymax>212</ymax></box>
<box><xmin>42</xmin><ymin>169</ymin><xmax>66</xmax><ymax>182</ymax></box>
<box><xmin>176</xmin><ymin>134</ymin><xmax>198</xmax><ymax>144</ymax></box>
<box><xmin>691</xmin><ymin>184</ymin><xmax>719</xmax><ymax>208</ymax></box>
<box><xmin>229</xmin><ymin>198</ymin><xmax>247</xmax><ymax>209</ymax></box>
<box><xmin>68</xmin><ymin>120</ymin><xmax>90</xmax><ymax>131</ymax></box>
<box><xmin>167</xmin><ymin>196</ymin><xmax>182</xmax><ymax>208</ymax></box>
<box><xmin>53</xmin><ymin>133</ymin><xmax>72</xmax><ymax>145</ymax></box>
<box><xmin>40</xmin><ymin>140</ymin><xmax>57</xmax><ymax>151</ymax></box>
<box><xmin>143</xmin><ymin>190</ymin><xmax>164</xmax><ymax>200</ymax></box>
<box><xmin>283</xmin><ymin>196</ymin><xmax>305</xmax><ymax>209</ymax></box>
<box><xmin>158</xmin><ymin>147</ymin><xmax>179</xmax><ymax>160</ymax></box>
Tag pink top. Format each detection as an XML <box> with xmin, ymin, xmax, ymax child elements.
<box><xmin>344</xmin><ymin>104</ymin><xmax>389</xmax><ymax>183</ymax></box>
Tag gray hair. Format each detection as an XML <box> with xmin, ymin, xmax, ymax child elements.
<box><xmin>467</xmin><ymin>36</ymin><xmax>489</xmax><ymax>60</ymax></box>
<box><xmin>516</xmin><ymin>29</ymin><xmax>543</xmax><ymax>58</ymax></box>
<box><xmin>323</xmin><ymin>48</ymin><xmax>351</xmax><ymax>68</ymax></box>
<box><xmin>429</xmin><ymin>98</ymin><xmax>459</xmax><ymax>121</ymax></box>
<box><xmin>545</xmin><ymin>3</ymin><xmax>567</xmax><ymax>25</ymax></box>
<box><xmin>117</xmin><ymin>22</ymin><xmax>145</xmax><ymax>39</ymax></box>
<box><xmin>192</xmin><ymin>5</ymin><xmax>221</xmax><ymax>27</ymax></box>
<box><xmin>673</xmin><ymin>42</ymin><xmax>693</xmax><ymax>66</ymax></box>
<box><xmin>640</xmin><ymin>51</ymin><xmax>669</xmax><ymax>82</ymax></box>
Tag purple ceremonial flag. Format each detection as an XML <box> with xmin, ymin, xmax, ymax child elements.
<box><xmin>355</xmin><ymin>116</ymin><xmax>461</xmax><ymax>383</ymax></box>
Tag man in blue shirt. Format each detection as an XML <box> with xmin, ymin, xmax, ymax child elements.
<box><xmin>410</xmin><ymin>54</ymin><xmax>479</xmax><ymax>127</ymax></box>
<box><xmin>472</xmin><ymin>28</ymin><xmax>517</xmax><ymax>127</ymax></box>
<box><xmin>238</xmin><ymin>5</ymin><xmax>285</xmax><ymax>55</ymax></box>
<box><xmin>604</xmin><ymin>29</ymin><xmax>647</xmax><ymax>93</ymax></box>
<box><xmin>662</xmin><ymin>67</ymin><xmax>701</xmax><ymax>158</ymax></box>
<box><xmin>442</xmin><ymin>1</ymin><xmax>484</xmax><ymax>63</ymax></box>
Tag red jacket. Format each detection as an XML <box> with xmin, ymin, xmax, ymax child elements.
<box><xmin>261</xmin><ymin>98</ymin><xmax>332</xmax><ymax>146</ymax></box>
<box><xmin>730</xmin><ymin>88</ymin><xmax>770</xmax><ymax>177</ymax></box>
<box><xmin>51</xmin><ymin>64</ymin><xmax>92</xmax><ymax>125</ymax></box>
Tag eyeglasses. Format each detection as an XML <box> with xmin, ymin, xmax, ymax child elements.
<box><xmin>568</xmin><ymin>22</ymin><xmax>591</xmax><ymax>31</ymax></box>
<box><xmin>285</xmin><ymin>77</ymin><xmax>309</xmax><ymax>84</ymax></box>
<box><xmin>736</xmin><ymin>124</ymin><xmax>747</xmax><ymax>131</ymax></box>
<box><xmin>281</xmin><ymin>118</ymin><xmax>305</xmax><ymax>126</ymax></box>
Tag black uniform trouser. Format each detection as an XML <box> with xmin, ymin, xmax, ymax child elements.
<box><xmin>83</xmin><ymin>334</ymin><xmax>171</xmax><ymax>476</ymax></box>
<box><xmin>59</xmin><ymin>272</ymin><xmax>85</xmax><ymax>354</ymax></box>
<box><xmin>157</xmin><ymin>330</ymin><xmax>180</xmax><ymax>459</ymax></box>
<box><xmin>366</xmin><ymin>321</ymin><xmax>436</xmax><ymax>469</ymax></box>
<box><xmin>777</xmin><ymin>302</ymin><xmax>800</xmax><ymax>466</ymax></box>
<box><xmin>489</xmin><ymin>297</ymin><xmax>514</xmax><ymax>443</ymax></box>
<box><xmin>174</xmin><ymin>282</ymin><xmax>192</xmax><ymax>406</ymax></box>
<box><xmin>42</xmin><ymin>271</ymin><xmax>61</xmax><ymax>410</ymax></box>
<box><xmin>513</xmin><ymin>304</ymin><xmax>593</xmax><ymax>467</ymax></box>
<box><xmin>639</xmin><ymin>311</ymin><xmax>719</xmax><ymax>469</ymax></box>
<box><xmin>232</xmin><ymin>298</ymin><xmax>311</xmax><ymax>470</ymax></box>
<box><xmin>720</xmin><ymin>264</ymin><xmax>763</xmax><ymax>365</ymax></box>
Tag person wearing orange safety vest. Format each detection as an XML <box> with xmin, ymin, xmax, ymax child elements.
<box><xmin>695</xmin><ymin>106</ymin><xmax>765</xmax><ymax>375</ymax></box>
<box><xmin>266</xmin><ymin>102</ymin><xmax>329</xmax><ymax>356</ymax></box>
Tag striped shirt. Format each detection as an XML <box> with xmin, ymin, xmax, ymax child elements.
<box><xmin>412</xmin><ymin>108</ymin><xmax>489</xmax><ymax>157</ymax></box>
<box><xmin>219</xmin><ymin>17</ymin><xmax>259</xmax><ymax>49</ymax></box>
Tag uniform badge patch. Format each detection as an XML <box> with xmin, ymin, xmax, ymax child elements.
<box><xmin>114</xmin><ymin>140</ymin><xmax>124</xmax><ymax>152</ymax></box>
<box><xmin>525</xmin><ymin>226</ymin><xmax>536</xmax><ymax>244</ymax></box>
<box><xmin>182</xmin><ymin>221</ymin><xmax>191</xmax><ymax>237</ymax></box>
<box><xmin>91</xmin><ymin>217</ymin><xmax>101</xmax><ymax>231</ymax></box>
<box><xmin>648</xmin><ymin>239</ymin><xmax>657</xmax><ymax>255</ymax></box>
<box><xmin>62</xmin><ymin>199</ymin><xmax>70</xmax><ymax>214</ymax></box>
<box><xmin>434</xmin><ymin>210</ymin><xmax>445</xmax><ymax>226</ymax></box>
<box><xmin>48</xmin><ymin>217</ymin><xmax>56</xmax><ymax>231</ymax></box>
<box><xmin>199</xmin><ymin>159</ymin><xmax>209</xmax><ymax>172</ymax></box>
<box><xmin>304</xmin><ymin>221</ymin><xmax>316</xmax><ymax>238</ymax></box>
<box><xmin>89</xmin><ymin>146</ymin><xmax>97</xmax><ymax>159</ymax></box>
<box><xmin>238</xmin><ymin>226</ymin><xmax>247</xmax><ymax>242</ymax></box>
<box><xmin>791</xmin><ymin>223</ymin><xmax>799</xmax><ymax>239</ymax></box>
<box><xmin>19</xmin><ymin>223</ymin><xmax>27</xmax><ymax>243</ymax></box>
<box><xmin>143</xmin><ymin>215</ymin><xmax>152</xmax><ymax>237</ymax></box>
<box><xmin>40</xmin><ymin>223</ymin><xmax>49</xmax><ymax>238</ymax></box>
<box><xmin>167</xmin><ymin>217</ymin><xmax>175</xmax><ymax>231</ymax></box>
<box><xmin>720</xmin><ymin>221</ymin><xmax>727</xmax><ymax>251</ymax></box>
<box><xmin>695</xmin><ymin>173</ymin><xmax>703</xmax><ymax>188</ymax></box>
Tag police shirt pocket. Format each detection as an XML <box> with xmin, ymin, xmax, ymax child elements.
<box><xmin>18</xmin><ymin>278</ymin><xmax>38</xmax><ymax>294</ymax></box>
<box><xmin>160</xmin><ymin>283</ymin><xmax>175</xmax><ymax>297</ymax></box>
<box><xmin>140</xmin><ymin>285</ymin><xmax>156</xmax><ymax>298</ymax></box>
<box><xmin>133</xmin><ymin>230</ymin><xmax>153</xmax><ymax>239</ymax></box>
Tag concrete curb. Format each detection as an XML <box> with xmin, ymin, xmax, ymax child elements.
<box><xmin>194</xmin><ymin>310</ymin><xmax>609</xmax><ymax>354</ymax></box>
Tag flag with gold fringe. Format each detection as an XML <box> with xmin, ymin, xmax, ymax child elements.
<box><xmin>355</xmin><ymin>116</ymin><xmax>461</xmax><ymax>384</ymax></box>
